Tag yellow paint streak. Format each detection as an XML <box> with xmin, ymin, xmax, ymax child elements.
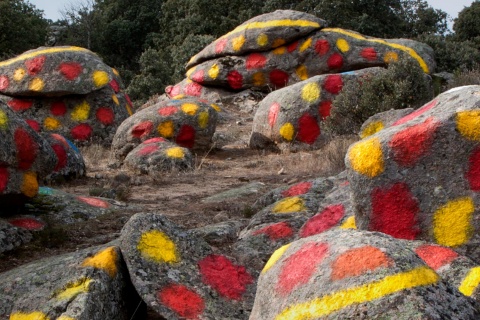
<box><xmin>158</xmin><ymin>121</ymin><xmax>175</xmax><ymax>138</ymax></box>
<box><xmin>459</xmin><ymin>267</ymin><xmax>480</xmax><ymax>296</ymax></box>
<box><xmin>81</xmin><ymin>247</ymin><xmax>118</xmax><ymax>278</ymax></box>
<box><xmin>44</xmin><ymin>117</ymin><xmax>62</xmax><ymax>130</ymax></box>
<box><xmin>166</xmin><ymin>147</ymin><xmax>185</xmax><ymax>159</ymax></box>
<box><xmin>0</xmin><ymin>109</ymin><xmax>8</xmax><ymax>129</ymax></box>
<box><xmin>280</xmin><ymin>122</ymin><xmax>295</xmax><ymax>141</ymax></box>
<box><xmin>71</xmin><ymin>101</ymin><xmax>90</xmax><ymax>122</ymax></box>
<box><xmin>208</xmin><ymin>64</ymin><xmax>220</xmax><ymax>79</ymax></box>
<box><xmin>340</xmin><ymin>216</ymin><xmax>356</xmax><ymax>229</ymax></box>
<box><xmin>276</xmin><ymin>266</ymin><xmax>439</xmax><ymax>320</ymax></box>
<box><xmin>232</xmin><ymin>35</ymin><xmax>246</xmax><ymax>51</ymax></box>
<box><xmin>112</xmin><ymin>68</ymin><xmax>120</xmax><ymax>76</ymax></box>
<box><xmin>13</xmin><ymin>68</ymin><xmax>26</xmax><ymax>81</ymax></box>
<box><xmin>301</xmin><ymin>82</ymin><xmax>321</xmax><ymax>103</ymax></box>
<box><xmin>186</xmin><ymin>67</ymin><xmax>196</xmax><ymax>78</ymax></box>
<box><xmin>360</xmin><ymin>121</ymin><xmax>384</xmax><ymax>138</ymax></box>
<box><xmin>21</xmin><ymin>172</ymin><xmax>38</xmax><ymax>198</ymax></box>
<box><xmin>299</xmin><ymin>38</ymin><xmax>312</xmax><ymax>52</ymax></box>
<box><xmin>126</xmin><ymin>104</ymin><xmax>133</xmax><ymax>116</ymax></box>
<box><xmin>384</xmin><ymin>51</ymin><xmax>399</xmax><ymax>63</ymax></box>
<box><xmin>336</xmin><ymin>38</ymin><xmax>350</xmax><ymax>52</ymax></box>
<box><xmin>273</xmin><ymin>197</ymin><xmax>306</xmax><ymax>214</ymax></box>
<box><xmin>92</xmin><ymin>70</ymin><xmax>109</xmax><ymax>88</ymax></box>
<box><xmin>29</xmin><ymin>78</ymin><xmax>44</xmax><ymax>92</ymax></box>
<box><xmin>56</xmin><ymin>317</ymin><xmax>75</xmax><ymax>320</ymax></box>
<box><xmin>456</xmin><ymin>110</ymin><xmax>480</xmax><ymax>141</ymax></box>
<box><xmin>252</xmin><ymin>72</ymin><xmax>266</xmax><ymax>86</ymax></box>
<box><xmin>322</xmin><ymin>28</ymin><xmax>429</xmax><ymax>73</ymax></box>
<box><xmin>210</xmin><ymin>104</ymin><xmax>221</xmax><ymax>112</ymax></box>
<box><xmin>296</xmin><ymin>65</ymin><xmax>308</xmax><ymax>80</ymax></box>
<box><xmin>112</xmin><ymin>94</ymin><xmax>119</xmax><ymax>105</ymax></box>
<box><xmin>198</xmin><ymin>111</ymin><xmax>209</xmax><ymax>129</ymax></box>
<box><xmin>137</xmin><ymin>230</ymin><xmax>179</xmax><ymax>264</ymax></box>
<box><xmin>348</xmin><ymin>137</ymin><xmax>384</xmax><ymax>178</ymax></box>
<box><xmin>55</xmin><ymin>278</ymin><xmax>92</xmax><ymax>301</ymax></box>
<box><xmin>223</xmin><ymin>20</ymin><xmax>320</xmax><ymax>39</ymax></box>
<box><xmin>273</xmin><ymin>46</ymin><xmax>286</xmax><ymax>55</ymax></box>
<box><xmin>262</xmin><ymin>243</ymin><xmax>291</xmax><ymax>274</ymax></box>
<box><xmin>257</xmin><ymin>33</ymin><xmax>269</xmax><ymax>46</ymax></box>
<box><xmin>9</xmin><ymin>311</ymin><xmax>49</xmax><ymax>320</ymax></box>
<box><xmin>433</xmin><ymin>197</ymin><xmax>474</xmax><ymax>247</ymax></box>
<box><xmin>0</xmin><ymin>46</ymin><xmax>92</xmax><ymax>68</ymax></box>
<box><xmin>181</xmin><ymin>103</ymin><xmax>199</xmax><ymax>116</ymax></box>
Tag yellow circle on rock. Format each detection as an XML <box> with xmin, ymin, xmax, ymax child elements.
<box><xmin>71</xmin><ymin>101</ymin><xmax>91</xmax><ymax>122</ymax></box>
<box><xmin>0</xmin><ymin>110</ymin><xmax>8</xmax><ymax>129</ymax></box>
<box><xmin>384</xmin><ymin>51</ymin><xmax>399</xmax><ymax>63</ymax></box>
<box><xmin>457</xmin><ymin>110</ymin><xmax>480</xmax><ymax>141</ymax></box>
<box><xmin>21</xmin><ymin>171</ymin><xmax>38</xmax><ymax>198</ymax></box>
<box><xmin>44</xmin><ymin>117</ymin><xmax>62</xmax><ymax>130</ymax></box>
<box><xmin>257</xmin><ymin>33</ymin><xmax>268</xmax><ymax>46</ymax></box>
<box><xmin>208</xmin><ymin>64</ymin><xmax>220</xmax><ymax>80</ymax></box>
<box><xmin>112</xmin><ymin>94</ymin><xmax>119</xmax><ymax>105</ymax></box>
<box><xmin>279</xmin><ymin>122</ymin><xmax>295</xmax><ymax>141</ymax></box>
<box><xmin>433</xmin><ymin>197</ymin><xmax>474</xmax><ymax>247</ymax></box>
<box><xmin>252</xmin><ymin>72</ymin><xmax>265</xmax><ymax>86</ymax></box>
<box><xmin>296</xmin><ymin>65</ymin><xmax>308</xmax><ymax>81</ymax></box>
<box><xmin>273</xmin><ymin>46</ymin><xmax>286</xmax><ymax>55</ymax></box>
<box><xmin>273</xmin><ymin>196</ymin><xmax>306</xmax><ymax>213</ymax></box>
<box><xmin>158</xmin><ymin>121</ymin><xmax>175</xmax><ymax>138</ymax></box>
<box><xmin>198</xmin><ymin>111</ymin><xmax>209</xmax><ymax>129</ymax></box>
<box><xmin>10</xmin><ymin>311</ymin><xmax>49</xmax><ymax>320</ymax></box>
<box><xmin>186</xmin><ymin>67</ymin><xmax>196</xmax><ymax>78</ymax></box>
<box><xmin>137</xmin><ymin>230</ymin><xmax>179</xmax><ymax>263</ymax></box>
<box><xmin>181</xmin><ymin>103</ymin><xmax>199</xmax><ymax>116</ymax></box>
<box><xmin>360</xmin><ymin>121</ymin><xmax>384</xmax><ymax>138</ymax></box>
<box><xmin>301</xmin><ymin>82</ymin><xmax>321</xmax><ymax>103</ymax></box>
<box><xmin>29</xmin><ymin>78</ymin><xmax>44</xmax><ymax>91</ymax></box>
<box><xmin>348</xmin><ymin>137</ymin><xmax>384</xmax><ymax>178</ymax></box>
<box><xmin>210</xmin><ymin>104</ymin><xmax>221</xmax><ymax>112</ymax></box>
<box><xmin>166</xmin><ymin>147</ymin><xmax>185</xmax><ymax>159</ymax></box>
<box><xmin>336</xmin><ymin>38</ymin><xmax>350</xmax><ymax>52</ymax></box>
<box><xmin>82</xmin><ymin>246</ymin><xmax>118</xmax><ymax>278</ymax></box>
<box><xmin>13</xmin><ymin>68</ymin><xmax>26</xmax><ymax>82</ymax></box>
<box><xmin>262</xmin><ymin>243</ymin><xmax>291</xmax><ymax>274</ymax></box>
<box><xmin>93</xmin><ymin>70</ymin><xmax>110</xmax><ymax>88</ymax></box>
<box><xmin>232</xmin><ymin>35</ymin><xmax>246</xmax><ymax>51</ymax></box>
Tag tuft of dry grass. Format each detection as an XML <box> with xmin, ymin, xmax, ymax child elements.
<box><xmin>80</xmin><ymin>144</ymin><xmax>111</xmax><ymax>172</ymax></box>
<box><xmin>446</xmin><ymin>68</ymin><xmax>480</xmax><ymax>90</ymax></box>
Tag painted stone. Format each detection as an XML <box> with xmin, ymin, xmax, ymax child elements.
<box><xmin>0</xmin><ymin>219</ymin><xmax>33</xmax><ymax>254</ymax></box>
<box><xmin>346</xmin><ymin>85</ymin><xmax>480</xmax><ymax>260</ymax></box>
<box><xmin>359</xmin><ymin>107</ymin><xmax>414</xmax><ymax>138</ymax></box>
<box><xmin>42</xmin><ymin>133</ymin><xmax>86</xmax><ymax>181</ymax></box>
<box><xmin>250</xmin><ymin>229</ymin><xmax>480</xmax><ymax>319</ymax></box>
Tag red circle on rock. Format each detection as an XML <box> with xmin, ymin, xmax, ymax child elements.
<box><xmin>52</xmin><ymin>144</ymin><xmax>68</xmax><ymax>172</ymax></box>
<box><xmin>281</xmin><ymin>181</ymin><xmax>313</xmax><ymax>197</ymax></box>
<box><xmin>8</xmin><ymin>218</ymin><xmax>45</xmax><ymax>230</ymax></box>
<box><xmin>131</xmin><ymin>121</ymin><xmax>154</xmax><ymax>139</ymax></box>
<box><xmin>15</xmin><ymin>127</ymin><xmax>38</xmax><ymax>170</ymax></box>
<box><xmin>59</xmin><ymin>62</ymin><xmax>83</xmax><ymax>80</ymax></box>
<box><xmin>415</xmin><ymin>244</ymin><xmax>459</xmax><ymax>270</ymax></box>
<box><xmin>184</xmin><ymin>82</ymin><xmax>202</xmax><ymax>96</ymax></box>
<box><xmin>176</xmin><ymin>125</ymin><xmax>195</xmax><ymax>148</ymax></box>
<box><xmin>77</xmin><ymin>196</ymin><xmax>109</xmax><ymax>208</ymax></box>
<box><xmin>166</xmin><ymin>85</ymin><xmax>181</xmax><ymax>97</ymax></box>
<box><xmin>8</xmin><ymin>99</ymin><xmax>33</xmax><ymax>112</ymax></box>
<box><xmin>287</xmin><ymin>41</ymin><xmax>299</xmax><ymax>52</ymax></box>
<box><xmin>215</xmin><ymin>38</ymin><xmax>228</xmax><ymax>53</ymax></box>
<box><xmin>109</xmin><ymin>79</ymin><xmax>120</xmax><ymax>92</ymax></box>
<box><xmin>96</xmin><ymin>107</ymin><xmax>115</xmax><ymax>125</ymax></box>
<box><xmin>71</xmin><ymin>123</ymin><xmax>93</xmax><ymax>141</ymax></box>
<box><xmin>158</xmin><ymin>106</ymin><xmax>178</xmax><ymax>117</ymax></box>
<box><xmin>25</xmin><ymin>56</ymin><xmax>46</xmax><ymax>75</ymax></box>
<box><xmin>191</xmin><ymin>70</ymin><xmax>205</xmax><ymax>83</ymax></box>
<box><xmin>138</xmin><ymin>144</ymin><xmax>159</xmax><ymax>156</ymax></box>
<box><xmin>269</xmin><ymin>69</ymin><xmax>289</xmax><ymax>89</ymax></box>
<box><xmin>25</xmin><ymin>119</ymin><xmax>40</xmax><ymax>132</ymax></box>
<box><xmin>227</xmin><ymin>71</ymin><xmax>243</xmax><ymax>90</ymax></box>
<box><xmin>0</xmin><ymin>167</ymin><xmax>9</xmax><ymax>193</ymax></box>
<box><xmin>318</xmin><ymin>101</ymin><xmax>332</xmax><ymax>120</ymax></box>
<box><xmin>315</xmin><ymin>39</ymin><xmax>330</xmax><ymax>56</ymax></box>
<box><xmin>297</xmin><ymin>113</ymin><xmax>320</xmax><ymax>144</ymax></box>
<box><xmin>253</xmin><ymin>222</ymin><xmax>294</xmax><ymax>241</ymax></box>
<box><xmin>467</xmin><ymin>146</ymin><xmax>480</xmax><ymax>191</ymax></box>
<box><xmin>158</xmin><ymin>284</ymin><xmax>205</xmax><ymax>319</ymax></box>
<box><xmin>361</xmin><ymin>48</ymin><xmax>378</xmax><ymax>61</ymax></box>
<box><xmin>50</xmin><ymin>101</ymin><xmax>67</xmax><ymax>116</ymax></box>
<box><xmin>246</xmin><ymin>53</ymin><xmax>267</xmax><ymax>70</ymax></box>
<box><xmin>268</xmin><ymin>103</ymin><xmax>280</xmax><ymax>128</ymax></box>
<box><xmin>143</xmin><ymin>137</ymin><xmax>166</xmax><ymax>144</ymax></box>
<box><xmin>393</xmin><ymin>100</ymin><xmax>437</xmax><ymax>126</ymax></box>
<box><xmin>323</xmin><ymin>75</ymin><xmax>343</xmax><ymax>94</ymax></box>
<box><xmin>0</xmin><ymin>76</ymin><xmax>9</xmax><ymax>90</ymax></box>
<box><xmin>327</xmin><ymin>53</ymin><xmax>343</xmax><ymax>69</ymax></box>
<box><xmin>300</xmin><ymin>204</ymin><xmax>345</xmax><ymax>238</ymax></box>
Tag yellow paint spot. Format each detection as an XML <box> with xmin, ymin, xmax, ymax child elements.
<box><xmin>336</xmin><ymin>38</ymin><xmax>350</xmax><ymax>52</ymax></box>
<box><xmin>224</xmin><ymin>20</ymin><xmax>321</xmax><ymax>38</ymax></box>
<box><xmin>0</xmin><ymin>46</ymin><xmax>92</xmax><ymax>68</ymax></box>
<box><xmin>210</xmin><ymin>104</ymin><xmax>221</xmax><ymax>112</ymax></box>
<box><xmin>295</xmin><ymin>65</ymin><xmax>308</xmax><ymax>80</ymax></box>
<box><xmin>384</xmin><ymin>51</ymin><xmax>399</xmax><ymax>63</ymax></box>
<box><xmin>81</xmin><ymin>247</ymin><xmax>118</xmax><ymax>278</ymax></box>
<box><xmin>208</xmin><ymin>64</ymin><xmax>220</xmax><ymax>80</ymax></box>
<box><xmin>340</xmin><ymin>216</ymin><xmax>356</xmax><ymax>229</ymax></box>
<box><xmin>112</xmin><ymin>68</ymin><xmax>120</xmax><ymax>76</ymax></box>
<box><xmin>257</xmin><ymin>33</ymin><xmax>268</xmax><ymax>46</ymax></box>
<box><xmin>273</xmin><ymin>46</ymin><xmax>286</xmax><ymax>55</ymax></box>
<box><xmin>158</xmin><ymin>121</ymin><xmax>175</xmax><ymax>138</ymax></box>
<box><xmin>137</xmin><ymin>230</ymin><xmax>179</xmax><ymax>263</ymax></box>
<box><xmin>348</xmin><ymin>137</ymin><xmax>384</xmax><ymax>178</ymax></box>
<box><xmin>126</xmin><ymin>104</ymin><xmax>133</xmax><ymax>116</ymax></box>
<box><xmin>279</xmin><ymin>123</ymin><xmax>295</xmax><ymax>141</ymax></box>
<box><xmin>299</xmin><ymin>38</ymin><xmax>312</xmax><ymax>52</ymax></box>
<box><xmin>301</xmin><ymin>82</ymin><xmax>321</xmax><ymax>103</ymax></box>
<box><xmin>43</xmin><ymin>117</ymin><xmax>61</xmax><ymax>130</ymax></box>
<box><xmin>112</xmin><ymin>94</ymin><xmax>119</xmax><ymax>105</ymax></box>
<box><xmin>252</xmin><ymin>72</ymin><xmax>266</xmax><ymax>86</ymax></box>
<box><xmin>166</xmin><ymin>147</ymin><xmax>185</xmax><ymax>159</ymax></box>
<box><xmin>433</xmin><ymin>197</ymin><xmax>474</xmax><ymax>247</ymax></box>
<box><xmin>198</xmin><ymin>111</ymin><xmax>209</xmax><ymax>129</ymax></box>
<box><xmin>29</xmin><ymin>78</ymin><xmax>44</xmax><ymax>92</ymax></box>
<box><xmin>57</xmin><ymin>316</ymin><xmax>75</xmax><ymax>320</ymax></box>
<box><xmin>92</xmin><ymin>70</ymin><xmax>109</xmax><ymax>88</ymax></box>
<box><xmin>71</xmin><ymin>101</ymin><xmax>90</xmax><ymax>122</ymax></box>
<box><xmin>172</xmin><ymin>94</ymin><xmax>185</xmax><ymax>100</ymax></box>
<box><xmin>188</xmin><ymin>55</ymin><xmax>197</xmax><ymax>65</ymax></box>
<box><xmin>459</xmin><ymin>267</ymin><xmax>480</xmax><ymax>296</ymax></box>
<box><xmin>232</xmin><ymin>35</ymin><xmax>246</xmax><ymax>51</ymax></box>
<box><xmin>0</xmin><ymin>110</ymin><xmax>8</xmax><ymax>129</ymax></box>
<box><xmin>13</xmin><ymin>68</ymin><xmax>26</xmax><ymax>81</ymax></box>
<box><xmin>55</xmin><ymin>278</ymin><xmax>92</xmax><ymax>301</ymax></box>
<box><xmin>186</xmin><ymin>67</ymin><xmax>196</xmax><ymax>78</ymax></box>
<box><xmin>276</xmin><ymin>266</ymin><xmax>438</xmax><ymax>320</ymax></box>
<box><xmin>262</xmin><ymin>243</ymin><xmax>291</xmax><ymax>274</ymax></box>
<box><xmin>9</xmin><ymin>311</ymin><xmax>49</xmax><ymax>320</ymax></box>
<box><xmin>360</xmin><ymin>121</ymin><xmax>384</xmax><ymax>138</ymax></box>
<box><xmin>457</xmin><ymin>110</ymin><xmax>480</xmax><ymax>141</ymax></box>
<box><xmin>181</xmin><ymin>103</ymin><xmax>199</xmax><ymax>116</ymax></box>
<box><xmin>273</xmin><ymin>197</ymin><xmax>306</xmax><ymax>214</ymax></box>
<box><xmin>272</xmin><ymin>39</ymin><xmax>286</xmax><ymax>47</ymax></box>
<box><xmin>21</xmin><ymin>172</ymin><xmax>38</xmax><ymax>198</ymax></box>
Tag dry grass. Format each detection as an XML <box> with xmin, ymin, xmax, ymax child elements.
<box><xmin>80</xmin><ymin>144</ymin><xmax>111</xmax><ymax>172</ymax></box>
<box><xmin>446</xmin><ymin>68</ymin><xmax>480</xmax><ymax>90</ymax></box>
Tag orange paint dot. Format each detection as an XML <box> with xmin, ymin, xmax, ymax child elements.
<box><xmin>331</xmin><ymin>246</ymin><xmax>393</xmax><ymax>280</ymax></box>
<box><xmin>77</xmin><ymin>196</ymin><xmax>109</xmax><ymax>208</ymax></box>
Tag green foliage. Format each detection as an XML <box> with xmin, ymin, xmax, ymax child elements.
<box><xmin>454</xmin><ymin>1</ymin><xmax>480</xmax><ymax>43</ymax></box>
<box><xmin>446</xmin><ymin>68</ymin><xmax>480</xmax><ymax>90</ymax></box>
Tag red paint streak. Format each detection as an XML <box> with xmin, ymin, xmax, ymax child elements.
<box><xmin>393</xmin><ymin>100</ymin><xmax>437</xmax><ymax>126</ymax></box>
<box><xmin>77</xmin><ymin>196</ymin><xmax>109</xmax><ymax>208</ymax></box>
<box><xmin>467</xmin><ymin>146</ymin><xmax>480</xmax><ymax>191</ymax></box>
<box><xmin>361</xmin><ymin>48</ymin><xmax>378</xmax><ymax>61</ymax></box>
<box><xmin>191</xmin><ymin>70</ymin><xmax>205</xmax><ymax>83</ymax></box>
<box><xmin>198</xmin><ymin>254</ymin><xmax>253</xmax><ymax>300</ymax></box>
<box><xmin>331</xmin><ymin>246</ymin><xmax>392</xmax><ymax>280</ymax></box>
<box><xmin>131</xmin><ymin>121</ymin><xmax>154</xmax><ymax>139</ymax></box>
<box><xmin>323</xmin><ymin>75</ymin><xmax>343</xmax><ymax>94</ymax></box>
<box><xmin>268</xmin><ymin>103</ymin><xmax>280</xmax><ymax>128</ymax></box>
<box><xmin>96</xmin><ymin>107</ymin><xmax>115</xmax><ymax>125</ymax></box>
<box><xmin>389</xmin><ymin>117</ymin><xmax>438</xmax><ymax>167</ymax></box>
<box><xmin>158</xmin><ymin>106</ymin><xmax>179</xmax><ymax>117</ymax></box>
<box><xmin>166</xmin><ymin>85</ymin><xmax>181</xmax><ymax>97</ymax></box>
<box><xmin>328</xmin><ymin>53</ymin><xmax>343</xmax><ymax>69</ymax></box>
<box><xmin>25</xmin><ymin>56</ymin><xmax>46</xmax><ymax>75</ymax></box>
<box><xmin>269</xmin><ymin>69</ymin><xmax>289</xmax><ymax>89</ymax></box>
<box><xmin>0</xmin><ymin>76</ymin><xmax>9</xmax><ymax>90</ymax></box>
<box><xmin>50</xmin><ymin>101</ymin><xmax>67</xmax><ymax>116</ymax></box>
<box><xmin>318</xmin><ymin>101</ymin><xmax>332</xmax><ymax>120</ymax></box>
<box><xmin>415</xmin><ymin>244</ymin><xmax>459</xmax><ymax>270</ymax></box>
<box><xmin>281</xmin><ymin>181</ymin><xmax>313</xmax><ymax>197</ymax></box>
<box><xmin>15</xmin><ymin>128</ymin><xmax>38</xmax><ymax>170</ymax></box>
<box><xmin>227</xmin><ymin>71</ymin><xmax>243</xmax><ymax>90</ymax></box>
<box><xmin>158</xmin><ymin>284</ymin><xmax>204</xmax><ymax>319</ymax></box>
<box><xmin>315</xmin><ymin>39</ymin><xmax>330</xmax><ymax>56</ymax></box>
<box><xmin>297</xmin><ymin>113</ymin><xmax>320</xmax><ymax>144</ymax></box>
<box><xmin>52</xmin><ymin>144</ymin><xmax>67</xmax><ymax>171</ymax></box>
<box><xmin>124</xmin><ymin>94</ymin><xmax>133</xmax><ymax>107</ymax></box>
<box><xmin>0</xmin><ymin>167</ymin><xmax>8</xmax><ymax>192</ymax></box>
<box><xmin>370</xmin><ymin>183</ymin><xmax>420</xmax><ymax>240</ymax></box>
<box><xmin>25</xmin><ymin>119</ymin><xmax>40</xmax><ymax>132</ymax></box>
<box><xmin>138</xmin><ymin>144</ymin><xmax>159</xmax><ymax>156</ymax></box>
<box><xmin>59</xmin><ymin>62</ymin><xmax>83</xmax><ymax>80</ymax></box>
<box><xmin>184</xmin><ymin>82</ymin><xmax>202</xmax><ymax>97</ymax></box>
<box><xmin>109</xmin><ymin>79</ymin><xmax>120</xmax><ymax>92</ymax></box>
<box><xmin>300</xmin><ymin>204</ymin><xmax>345</xmax><ymax>238</ymax></box>
<box><xmin>253</xmin><ymin>222</ymin><xmax>294</xmax><ymax>240</ymax></box>
<box><xmin>215</xmin><ymin>38</ymin><xmax>228</xmax><ymax>53</ymax></box>
<box><xmin>143</xmin><ymin>137</ymin><xmax>166</xmax><ymax>144</ymax></box>
<box><xmin>277</xmin><ymin>242</ymin><xmax>328</xmax><ymax>295</ymax></box>
<box><xmin>176</xmin><ymin>124</ymin><xmax>195</xmax><ymax>148</ymax></box>
<box><xmin>70</xmin><ymin>123</ymin><xmax>93</xmax><ymax>141</ymax></box>
<box><xmin>287</xmin><ymin>41</ymin><xmax>299</xmax><ymax>52</ymax></box>
<box><xmin>8</xmin><ymin>99</ymin><xmax>33</xmax><ymax>112</ymax></box>
<box><xmin>51</xmin><ymin>133</ymin><xmax>69</xmax><ymax>148</ymax></box>
<box><xmin>246</xmin><ymin>53</ymin><xmax>267</xmax><ymax>70</ymax></box>
<box><xmin>8</xmin><ymin>218</ymin><xmax>44</xmax><ymax>230</ymax></box>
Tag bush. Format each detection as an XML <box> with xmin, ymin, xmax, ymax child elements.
<box><xmin>446</xmin><ymin>67</ymin><xmax>480</xmax><ymax>90</ymax></box>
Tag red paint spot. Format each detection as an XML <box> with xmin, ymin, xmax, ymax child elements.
<box><xmin>281</xmin><ymin>181</ymin><xmax>313</xmax><ymax>197</ymax></box>
<box><xmin>96</xmin><ymin>107</ymin><xmax>115</xmax><ymax>125</ymax></box>
<box><xmin>287</xmin><ymin>41</ymin><xmax>299</xmax><ymax>52</ymax></box>
<box><xmin>184</xmin><ymin>82</ymin><xmax>202</xmax><ymax>97</ymax></box>
<box><xmin>277</xmin><ymin>242</ymin><xmax>328</xmax><ymax>295</ymax></box>
<box><xmin>340</xmin><ymin>180</ymin><xmax>350</xmax><ymax>187</ymax></box>
<box><xmin>158</xmin><ymin>106</ymin><xmax>179</xmax><ymax>117</ymax></box>
<box><xmin>0</xmin><ymin>167</ymin><xmax>9</xmax><ymax>192</ymax></box>
<box><xmin>191</xmin><ymin>70</ymin><xmax>205</xmax><ymax>83</ymax></box>
<box><xmin>269</xmin><ymin>69</ymin><xmax>289</xmax><ymax>89</ymax></box>
<box><xmin>143</xmin><ymin>137</ymin><xmax>166</xmax><ymax>144</ymax></box>
<box><xmin>331</xmin><ymin>246</ymin><xmax>392</xmax><ymax>280</ymax></box>
<box><xmin>415</xmin><ymin>244</ymin><xmax>459</xmax><ymax>270</ymax></box>
<box><xmin>328</xmin><ymin>53</ymin><xmax>343</xmax><ymax>69</ymax></box>
<box><xmin>125</xmin><ymin>94</ymin><xmax>133</xmax><ymax>107</ymax></box>
<box><xmin>467</xmin><ymin>146</ymin><xmax>480</xmax><ymax>191</ymax></box>
<box><xmin>361</xmin><ymin>48</ymin><xmax>378</xmax><ymax>61</ymax></box>
<box><xmin>393</xmin><ymin>100</ymin><xmax>437</xmax><ymax>126</ymax></box>
<box><xmin>253</xmin><ymin>222</ymin><xmax>294</xmax><ymax>240</ymax></box>
<box><xmin>8</xmin><ymin>99</ymin><xmax>33</xmax><ymax>112</ymax></box>
<box><xmin>227</xmin><ymin>71</ymin><xmax>243</xmax><ymax>90</ymax></box>
<box><xmin>25</xmin><ymin>56</ymin><xmax>46</xmax><ymax>75</ymax></box>
<box><xmin>297</xmin><ymin>113</ymin><xmax>320</xmax><ymax>144</ymax></box>
<box><xmin>246</xmin><ymin>53</ymin><xmax>267</xmax><ymax>70</ymax></box>
<box><xmin>166</xmin><ymin>85</ymin><xmax>181</xmax><ymax>97</ymax></box>
<box><xmin>215</xmin><ymin>38</ymin><xmax>228</xmax><ymax>53</ymax></box>
<box><xmin>389</xmin><ymin>117</ymin><xmax>438</xmax><ymax>167</ymax></box>
<box><xmin>52</xmin><ymin>144</ymin><xmax>67</xmax><ymax>171</ymax></box>
<box><xmin>59</xmin><ymin>62</ymin><xmax>83</xmax><ymax>80</ymax></box>
<box><xmin>315</xmin><ymin>39</ymin><xmax>330</xmax><ymax>56</ymax></box>
<box><xmin>198</xmin><ymin>254</ymin><xmax>253</xmax><ymax>300</ymax></box>
<box><xmin>138</xmin><ymin>144</ymin><xmax>159</xmax><ymax>156</ymax></box>
<box><xmin>0</xmin><ymin>76</ymin><xmax>9</xmax><ymax>90</ymax></box>
<box><xmin>50</xmin><ymin>101</ymin><xmax>67</xmax><ymax>116</ymax></box>
<box><xmin>8</xmin><ymin>218</ymin><xmax>44</xmax><ymax>230</ymax></box>
<box><xmin>268</xmin><ymin>103</ymin><xmax>280</xmax><ymax>128</ymax></box>
<box><xmin>300</xmin><ymin>204</ymin><xmax>345</xmax><ymax>238</ymax></box>
<box><xmin>370</xmin><ymin>182</ymin><xmax>419</xmax><ymax>240</ymax></box>
<box><xmin>176</xmin><ymin>125</ymin><xmax>195</xmax><ymax>148</ymax></box>
<box><xmin>158</xmin><ymin>284</ymin><xmax>204</xmax><ymax>319</ymax></box>
<box><xmin>109</xmin><ymin>79</ymin><xmax>120</xmax><ymax>92</ymax></box>
<box><xmin>25</xmin><ymin>119</ymin><xmax>40</xmax><ymax>132</ymax></box>
<box><xmin>318</xmin><ymin>101</ymin><xmax>332</xmax><ymax>120</ymax></box>
<box><xmin>131</xmin><ymin>121</ymin><xmax>154</xmax><ymax>139</ymax></box>
<box><xmin>14</xmin><ymin>128</ymin><xmax>37</xmax><ymax>170</ymax></box>
<box><xmin>77</xmin><ymin>196</ymin><xmax>109</xmax><ymax>208</ymax></box>
<box><xmin>51</xmin><ymin>133</ymin><xmax>69</xmax><ymax>148</ymax></box>
<box><xmin>70</xmin><ymin>123</ymin><xmax>92</xmax><ymax>141</ymax></box>
<box><xmin>323</xmin><ymin>75</ymin><xmax>343</xmax><ymax>94</ymax></box>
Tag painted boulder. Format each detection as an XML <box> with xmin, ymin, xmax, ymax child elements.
<box><xmin>346</xmin><ymin>85</ymin><xmax>480</xmax><ymax>260</ymax></box>
<box><xmin>359</xmin><ymin>107</ymin><xmax>414</xmax><ymax>138</ymax></box>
